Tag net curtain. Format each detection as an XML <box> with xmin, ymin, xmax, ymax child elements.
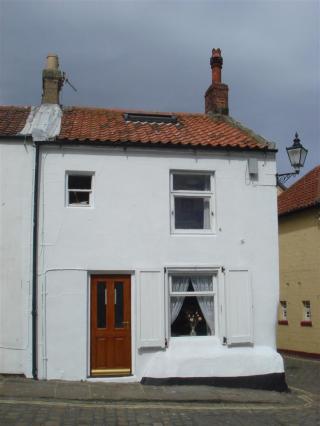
<box><xmin>170</xmin><ymin>275</ymin><xmax>214</xmax><ymax>335</ymax></box>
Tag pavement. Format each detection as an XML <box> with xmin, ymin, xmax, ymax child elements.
<box><xmin>0</xmin><ymin>355</ymin><xmax>319</xmax><ymax>425</ymax></box>
<box><xmin>0</xmin><ymin>362</ymin><xmax>316</xmax><ymax>413</ymax></box>
<box><xmin>0</xmin><ymin>375</ymin><xmax>305</xmax><ymax>408</ymax></box>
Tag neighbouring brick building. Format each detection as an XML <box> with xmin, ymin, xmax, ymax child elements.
<box><xmin>277</xmin><ymin>165</ymin><xmax>320</xmax><ymax>356</ymax></box>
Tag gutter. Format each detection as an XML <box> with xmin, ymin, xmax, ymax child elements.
<box><xmin>37</xmin><ymin>139</ymin><xmax>278</xmax><ymax>153</ymax></box>
<box><xmin>32</xmin><ymin>142</ymin><xmax>40</xmax><ymax>379</ymax></box>
<box><xmin>0</xmin><ymin>135</ymin><xmax>32</xmax><ymax>140</ymax></box>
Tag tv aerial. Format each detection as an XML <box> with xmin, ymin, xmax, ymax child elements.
<box><xmin>63</xmin><ymin>72</ymin><xmax>77</xmax><ymax>92</ymax></box>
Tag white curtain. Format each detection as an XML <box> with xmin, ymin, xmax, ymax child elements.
<box><xmin>170</xmin><ymin>276</ymin><xmax>189</xmax><ymax>324</ymax></box>
<box><xmin>190</xmin><ymin>276</ymin><xmax>215</xmax><ymax>335</ymax></box>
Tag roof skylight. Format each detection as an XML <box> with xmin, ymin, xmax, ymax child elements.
<box><xmin>124</xmin><ymin>112</ymin><xmax>177</xmax><ymax>124</ymax></box>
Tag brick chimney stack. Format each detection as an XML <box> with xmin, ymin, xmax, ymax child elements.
<box><xmin>42</xmin><ymin>54</ymin><xmax>64</xmax><ymax>104</ymax></box>
<box><xmin>205</xmin><ymin>48</ymin><xmax>229</xmax><ymax>115</ymax></box>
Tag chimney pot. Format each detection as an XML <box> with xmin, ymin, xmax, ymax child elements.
<box><xmin>210</xmin><ymin>48</ymin><xmax>223</xmax><ymax>83</ymax></box>
<box><xmin>205</xmin><ymin>48</ymin><xmax>229</xmax><ymax>115</ymax></box>
<box><xmin>46</xmin><ymin>54</ymin><xmax>59</xmax><ymax>70</ymax></box>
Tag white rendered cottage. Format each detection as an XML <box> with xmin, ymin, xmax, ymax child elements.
<box><xmin>0</xmin><ymin>50</ymin><xmax>286</xmax><ymax>390</ymax></box>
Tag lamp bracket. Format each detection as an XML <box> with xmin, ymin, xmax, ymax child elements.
<box><xmin>276</xmin><ymin>171</ymin><xmax>299</xmax><ymax>184</ymax></box>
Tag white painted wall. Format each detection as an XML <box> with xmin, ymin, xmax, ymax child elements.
<box><xmin>0</xmin><ymin>141</ymin><xmax>34</xmax><ymax>375</ymax></box>
<box><xmin>44</xmin><ymin>269</ymin><xmax>88</xmax><ymax>380</ymax></box>
<box><xmin>37</xmin><ymin>145</ymin><xmax>282</xmax><ymax>380</ymax></box>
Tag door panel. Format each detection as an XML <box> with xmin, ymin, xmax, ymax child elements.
<box><xmin>90</xmin><ymin>275</ymin><xmax>131</xmax><ymax>376</ymax></box>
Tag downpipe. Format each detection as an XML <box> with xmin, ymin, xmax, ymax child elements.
<box><xmin>32</xmin><ymin>142</ymin><xmax>40</xmax><ymax>379</ymax></box>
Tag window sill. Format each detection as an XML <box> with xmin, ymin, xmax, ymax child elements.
<box><xmin>171</xmin><ymin>335</ymin><xmax>216</xmax><ymax>339</ymax></box>
<box><xmin>300</xmin><ymin>321</ymin><xmax>312</xmax><ymax>327</ymax></box>
<box><xmin>171</xmin><ymin>231</ymin><xmax>216</xmax><ymax>236</ymax></box>
<box><xmin>66</xmin><ymin>205</ymin><xmax>94</xmax><ymax>209</ymax></box>
<box><xmin>169</xmin><ymin>336</ymin><xmax>219</xmax><ymax>345</ymax></box>
<box><xmin>278</xmin><ymin>320</ymin><xmax>288</xmax><ymax>325</ymax></box>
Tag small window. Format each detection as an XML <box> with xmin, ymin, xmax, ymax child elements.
<box><xmin>171</xmin><ymin>171</ymin><xmax>214</xmax><ymax>233</ymax></box>
<box><xmin>302</xmin><ymin>301</ymin><xmax>311</xmax><ymax>321</ymax></box>
<box><xmin>66</xmin><ymin>173</ymin><xmax>93</xmax><ymax>206</ymax></box>
<box><xmin>169</xmin><ymin>274</ymin><xmax>216</xmax><ymax>337</ymax></box>
<box><xmin>280</xmin><ymin>301</ymin><xmax>287</xmax><ymax>320</ymax></box>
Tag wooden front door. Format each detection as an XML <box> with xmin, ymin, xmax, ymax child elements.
<box><xmin>90</xmin><ymin>275</ymin><xmax>131</xmax><ymax>376</ymax></box>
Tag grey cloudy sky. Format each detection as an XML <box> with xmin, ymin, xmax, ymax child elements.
<box><xmin>0</xmin><ymin>0</ymin><xmax>319</xmax><ymax>180</ymax></box>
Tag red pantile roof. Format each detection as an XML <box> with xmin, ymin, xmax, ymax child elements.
<box><xmin>0</xmin><ymin>106</ymin><xmax>31</xmax><ymax>136</ymax></box>
<box><xmin>0</xmin><ymin>105</ymin><xmax>275</xmax><ymax>151</ymax></box>
<box><xmin>278</xmin><ymin>165</ymin><xmax>320</xmax><ymax>216</ymax></box>
<box><xmin>57</xmin><ymin>107</ymin><xmax>273</xmax><ymax>150</ymax></box>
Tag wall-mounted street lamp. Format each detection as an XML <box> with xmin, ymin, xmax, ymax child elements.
<box><xmin>276</xmin><ymin>133</ymin><xmax>308</xmax><ymax>184</ymax></box>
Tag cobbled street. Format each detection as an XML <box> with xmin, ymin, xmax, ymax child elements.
<box><xmin>0</xmin><ymin>355</ymin><xmax>319</xmax><ymax>425</ymax></box>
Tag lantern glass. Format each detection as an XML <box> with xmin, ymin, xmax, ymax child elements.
<box><xmin>299</xmin><ymin>146</ymin><xmax>308</xmax><ymax>168</ymax></box>
<box><xmin>287</xmin><ymin>147</ymin><xmax>301</xmax><ymax>171</ymax></box>
<box><xmin>286</xmin><ymin>138</ymin><xmax>308</xmax><ymax>172</ymax></box>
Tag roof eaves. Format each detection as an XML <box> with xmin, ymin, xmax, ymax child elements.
<box><xmin>0</xmin><ymin>134</ymin><xmax>32</xmax><ymax>140</ymax></box>
<box><xmin>278</xmin><ymin>201</ymin><xmax>320</xmax><ymax>217</ymax></box>
<box><xmin>52</xmin><ymin>138</ymin><xmax>276</xmax><ymax>152</ymax></box>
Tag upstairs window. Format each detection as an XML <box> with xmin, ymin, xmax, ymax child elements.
<box><xmin>66</xmin><ymin>173</ymin><xmax>93</xmax><ymax>207</ymax></box>
<box><xmin>278</xmin><ymin>300</ymin><xmax>288</xmax><ymax>325</ymax></box>
<box><xmin>302</xmin><ymin>300</ymin><xmax>311</xmax><ymax>321</ymax></box>
<box><xmin>280</xmin><ymin>301</ymin><xmax>287</xmax><ymax>321</ymax></box>
<box><xmin>170</xmin><ymin>171</ymin><xmax>214</xmax><ymax>233</ymax></box>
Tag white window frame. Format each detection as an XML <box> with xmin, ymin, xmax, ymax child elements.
<box><xmin>280</xmin><ymin>301</ymin><xmax>287</xmax><ymax>321</ymax></box>
<box><xmin>302</xmin><ymin>300</ymin><xmax>311</xmax><ymax>321</ymax></box>
<box><xmin>65</xmin><ymin>171</ymin><xmax>94</xmax><ymax>208</ymax></box>
<box><xmin>168</xmin><ymin>269</ymin><xmax>218</xmax><ymax>338</ymax></box>
<box><xmin>170</xmin><ymin>170</ymin><xmax>215</xmax><ymax>234</ymax></box>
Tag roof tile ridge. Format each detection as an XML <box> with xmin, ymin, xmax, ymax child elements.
<box><xmin>0</xmin><ymin>105</ymin><xmax>32</xmax><ymax>110</ymax></box>
<box><xmin>175</xmin><ymin>111</ymin><xmax>206</xmax><ymax>117</ymax></box>
<box><xmin>61</xmin><ymin>105</ymin><xmax>206</xmax><ymax>117</ymax></box>
<box><xmin>206</xmin><ymin>112</ymin><xmax>276</xmax><ymax>150</ymax></box>
<box><xmin>123</xmin><ymin>110</ymin><xmax>205</xmax><ymax>116</ymax></box>
<box><xmin>62</xmin><ymin>105</ymin><xmax>125</xmax><ymax>113</ymax></box>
